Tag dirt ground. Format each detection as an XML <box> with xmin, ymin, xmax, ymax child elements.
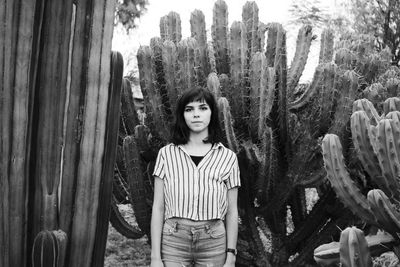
<box><xmin>104</xmin><ymin>223</ymin><xmax>151</xmax><ymax>267</ymax></box>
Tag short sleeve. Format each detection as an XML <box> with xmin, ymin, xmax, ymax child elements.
<box><xmin>225</xmin><ymin>154</ymin><xmax>241</xmax><ymax>189</ymax></box>
<box><xmin>152</xmin><ymin>148</ymin><xmax>165</xmax><ymax>179</ymax></box>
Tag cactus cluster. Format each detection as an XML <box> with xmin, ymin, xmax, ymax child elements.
<box><xmin>113</xmin><ymin>1</ymin><xmax>397</xmax><ymax>266</ymax></box>
<box><xmin>317</xmin><ymin>97</ymin><xmax>400</xmax><ymax>265</ymax></box>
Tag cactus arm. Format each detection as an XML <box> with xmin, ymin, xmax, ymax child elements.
<box><xmin>352</xmin><ymin>98</ymin><xmax>381</xmax><ymax>126</ymax></box>
<box><xmin>1</xmin><ymin>0</ymin><xmax>42</xmax><ymax>265</ymax></box>
<box><xmin>34</xmin><ymin>0</ymin><xmax>73</xmax><ymax>231</ymax></box>
<box><xmin>368</xmin><ymin>189</ymin><xmax>400</xmax><ymax>238</ymax></box>
<box><xmin>160</xmin><ymin>11</ymin><xmax>182</xmax><ymax>44</ymax></box>
<box><xmin>212</xmin><ymin>0</ymin><xmax>229</xmax><ymax>74</ymax></box>
<box><xmin>383</xmin><ymin>97</ymin><xmax>400</xmax><ymax>115</ymax></box>
<box><xmin>123</xmin><ymin>135</ymin><xmax>151</xmax><ymax>236</ymax></box>
<box><xmin>318</xmin><ymin>28</ymin><xmax>334</xmax><ymax>64</ymax></box>
<box><xmin>151</xmin><ymin>37</ymin><xmax>173</xmax><ymax>134</ymax></box>
<box><xmin>229</xmin><ymin>21</ymin><xmax>248</xmax><ymax>123</ymax></box>
<box><xmin>218</xmin><ymin>73</ymin><xmax>230</xmax><ymax>98</ymax></box>
<box><xmin>190</xmin><ymin>9</ymin><xmax>210</xmax><ymax>78</ymax></box>
<box><xmin>91</xmin><ymin>51</ymin><xmax>124</xmax><ymax>267</ymax></box>
<box><xmin>207</xmin><ymin>42</ymin><xmax>217</xmax><ymax>74</ymax></box>
<box><xmin>350</xmin><ymin>111</ymin><xmax>391</xmax><ymax>195</ymax></box>
<box><xmin>287</xmin><ymin>25</ymin><xmax>314</xmax><ymax>95</ymax></box>
<box><xmin>339</xmin><ymin>227</ymin><xmax>373</xmax><ymax>267</ymax></box>
<box><xmin>177</xmin><ymin>38</ymin><xmax>199</xmax><ymax>93</ymax></box>
<box><xmin>162</xmin><ymin>40</ymin><xmax>179</xmax><ymax>112</ymax></box>
<box><xmin>376</xmin><ymin>119</ymin><xmax>400</xmax><ymax>199</ymax></box>
<box><xmin>120</xmin><ymin>78</ymin><xmax>140</xmax><ymax>134</ymax></box>
<box><xmin>313</xmin><ymin>62</ymin><xmax>338</xmax><ymax>137</ymax></box>
<box><xmin>329</xmin><ymin>70</ymin><xmax>358</xmax><ymax>148</ymax></box>
<box><xmin>68</xmin><ymin>1</ymin><xmax>115</xmax><ymax>266</ymax></box>
<box><xmin>207</xmin><ymin>72</ymin><xmax>221</xmax><ymax>97</ymax></box>
<box><xmin>321</xmin><ymin>134</ymin><xmax>376</xmax><ymax>224</ymax></box>
<box><xmin>288</xmin><ymin>63</ymin><xmax>324</xmax><ymax>111</ymax></box>
<box><xmin>258</xmin><ymin>67</ymin><xmax>275</xmax><ymax>139</ymax></box>
<box><xmin>218</xmin><ymin>97</ymin><xmax>239</xmax><ymax>153</ymax></box>
<box><xmin>242</xmin><ymin>1</ymin><xmax>260</xmax><ymax>60</ymax></box>
<box><xmin>137</xmin><ymin>45</ymin><xmax>170</xmax><ymax>143</ymax></box>
<box><xmin>249</xmin><ymin>52</ymin><xmax>264</xmax><ymax>138</ymax></box>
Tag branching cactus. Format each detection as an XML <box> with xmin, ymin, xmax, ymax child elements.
<box><xmin>121</xmin><ymin>1</ymin><xmax>399</xmax><ymax>266</ymax></box>
<box><xmin>319</xmin><ymin>97</ymin><xmax>400</xmax><ymax>265</ymax></box>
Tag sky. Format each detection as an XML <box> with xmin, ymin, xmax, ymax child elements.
<box><xmin>112</xmin><ymin>0</ymin><xmax>342</xmax><ymax>80</ymax></box>
<box><xmin>113</xmin><ymin>0</ymin><xmax>293</xmax><ymax>49</ymax></box>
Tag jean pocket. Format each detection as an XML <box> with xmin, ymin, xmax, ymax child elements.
<box><xmin>210</xmin><ymin>222</ymin><xmax>225</xmax><ymax>239</ymax></box>
<box><xmin>162</xmin><ymin>221</ymin><xmax>175</xmax><ymax>236</ymax></box>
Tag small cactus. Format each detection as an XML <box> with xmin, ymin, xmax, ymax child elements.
<box><xmin>32</xmin><ymin>230</ymin><xmax>67</xmax><ymax>267</ymax></box>
<box><xmin>339</xmin><ymin>227</ymin><xmax>372</xmax><ymax>267</ymax></box>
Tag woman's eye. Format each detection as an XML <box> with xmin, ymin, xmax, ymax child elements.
<box><xmin>201</xmin><ymin>107</ymin><xmax>209</xmax><ymax>110</ymax></box>
<box><xmin>184</xmin><ymin>108</ymin><xmax>192</xmax><ymax>112</ymax></box>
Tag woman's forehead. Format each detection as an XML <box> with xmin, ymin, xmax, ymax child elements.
<box><xmin>185</xmin><ymin>100</ymin><xmax>209</xmax><ymax>106</ymax></box>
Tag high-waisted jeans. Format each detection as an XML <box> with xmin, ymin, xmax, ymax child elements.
<box><xmin>161</xmin><ymin>218</ymin><xmax>226</xmax><ymax>267</ymax></box>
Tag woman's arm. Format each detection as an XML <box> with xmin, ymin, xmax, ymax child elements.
<box><xmin>224</xmin><ymin>187</ymin><xmax>239</xmax><ymax>266</ymax></box>
<box><xmin>150</xmin><ymin>176</ymin><xmax>165</xmax><ymax>267</ymax></box>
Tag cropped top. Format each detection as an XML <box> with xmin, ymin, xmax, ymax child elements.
<box><xmin>152</xmin><ymin>142</ymin><xmax>241</xmax><ymax>221</ymax></box>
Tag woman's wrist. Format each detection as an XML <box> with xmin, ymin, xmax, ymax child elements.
<box><xmin>225</xmin><ymin>252</ymin><xmax>236</xmax><ymax>263</ymax></box>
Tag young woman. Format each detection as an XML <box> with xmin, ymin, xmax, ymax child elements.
<box><xmin>150</xmin><ymin>88</ymin><xmax>240</xmax><ymax>267</ymax></box>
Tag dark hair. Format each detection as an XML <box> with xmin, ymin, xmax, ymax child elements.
<box><xmin>171</xmin><ymin>88</ymin><xmax>222</xmax><ymax>145</ymax></box>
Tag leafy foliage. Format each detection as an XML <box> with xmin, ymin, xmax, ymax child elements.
<box><xmin>288</xmin><ymin>0</ymin><xmax>350</xmax><ymax>32</ymax></box>
<box><xmin>115</xmin><ymin>0</ymin><xmax>148</xmax><ymax>32</ymax></box>
<box><xmin>349</xmin><ymin>0</ymin><xmax>400</xmax><ymax>66</ymax></box>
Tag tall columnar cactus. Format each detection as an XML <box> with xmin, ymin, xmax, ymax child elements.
<box><xmin>127</xmin><ymin>1</ymin><xmax>396</xmax><ymax>266</ymax></box>
<box><xmin>1</xmin><ymin>1</ymin><xmax>121</xmax><ymax>266</ymax></box>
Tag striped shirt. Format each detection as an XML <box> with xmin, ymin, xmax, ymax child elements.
<box><xmin>153</xmin><ymin>142</ymin><xmax>241</xmax><ymax>221</ymax></box>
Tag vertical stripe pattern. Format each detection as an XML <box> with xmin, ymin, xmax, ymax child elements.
<box><xmin>153</xmin><ymin>143</ymin><xmax>241</xmax><ymax>220</ymax></box>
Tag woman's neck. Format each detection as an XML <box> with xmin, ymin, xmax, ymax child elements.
<box><xmin>188</xmin><ymin>130</ymin><xmax>208</xmax><ymax>145</ymax></box>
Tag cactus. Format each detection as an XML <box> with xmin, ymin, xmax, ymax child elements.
<box><xmin>126</xmin><ymin>1</ymin><xmax>400</xmax><ymax>266</ymax></box>
<box><xmin>322</xmin><ymin>134</ymin><xmax>376</xmax><ymax>224</ymax></box>
<box><xmin>160</xmin><ymin>11</ymin><xmax>182</xmax><ymax>44</ymax></box>
<box><xmin>339</xmin><ymin>227</ymin><xmax>373</xmax><ymax>267</ymax></box>
<box><xmin>1</xmin><ymin>0</ymin><xmax>121</xmax><ymax>266</ymax></box>
<box><xmin>32</xmin><ymin>230</ymin><xmax>67</xmax><ymax>267</ymax></box>
<box><xmin>320</xmin><ymin>96</ymin><xmax>400</xmax><ymax>266</ymax></box>
<box><xmin>314</xmin><ymin>229</ymin><xmax>396</xmax><ymax>266</ymax></box>
<box><xmin>212</xmin><ymin>0</ymin><xmax>230</xmax><ymax>74</ymax></box>
<box><xmin>367</xmin><ymin>189</ymin><xmax>400</xmax><ymax>238</ymax></box>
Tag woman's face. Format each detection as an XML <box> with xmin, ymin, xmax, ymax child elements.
<box><xmin>183</xmin><ymin>100</ymin><xmax>212</xmax><ymax>135</ymax></box>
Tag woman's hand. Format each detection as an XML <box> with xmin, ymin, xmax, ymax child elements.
<box><xmin>223</xmin><ymin>255</ymin><xmax>236</xmax><ymax>267</ymax></box>
<box><xmin>150</xmin><ymin>258</ymin><xmax>164</xmax><ymax>267</ymax></box>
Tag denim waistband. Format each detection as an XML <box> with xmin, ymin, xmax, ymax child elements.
<box><xmin>165</xmin><ymin>218</ymin><xmax>223</xmax><ymax>231</ymax></box>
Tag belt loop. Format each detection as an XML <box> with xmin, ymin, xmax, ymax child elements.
<box><xmin>205</xmin><ymin>224</ymin><xmax>210</xmax><ymax>233</ymax></box>
<box><xmin>173</xmin><ymin>221</ymin><xmax>178</xmax><ymax>232</ymax></box>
